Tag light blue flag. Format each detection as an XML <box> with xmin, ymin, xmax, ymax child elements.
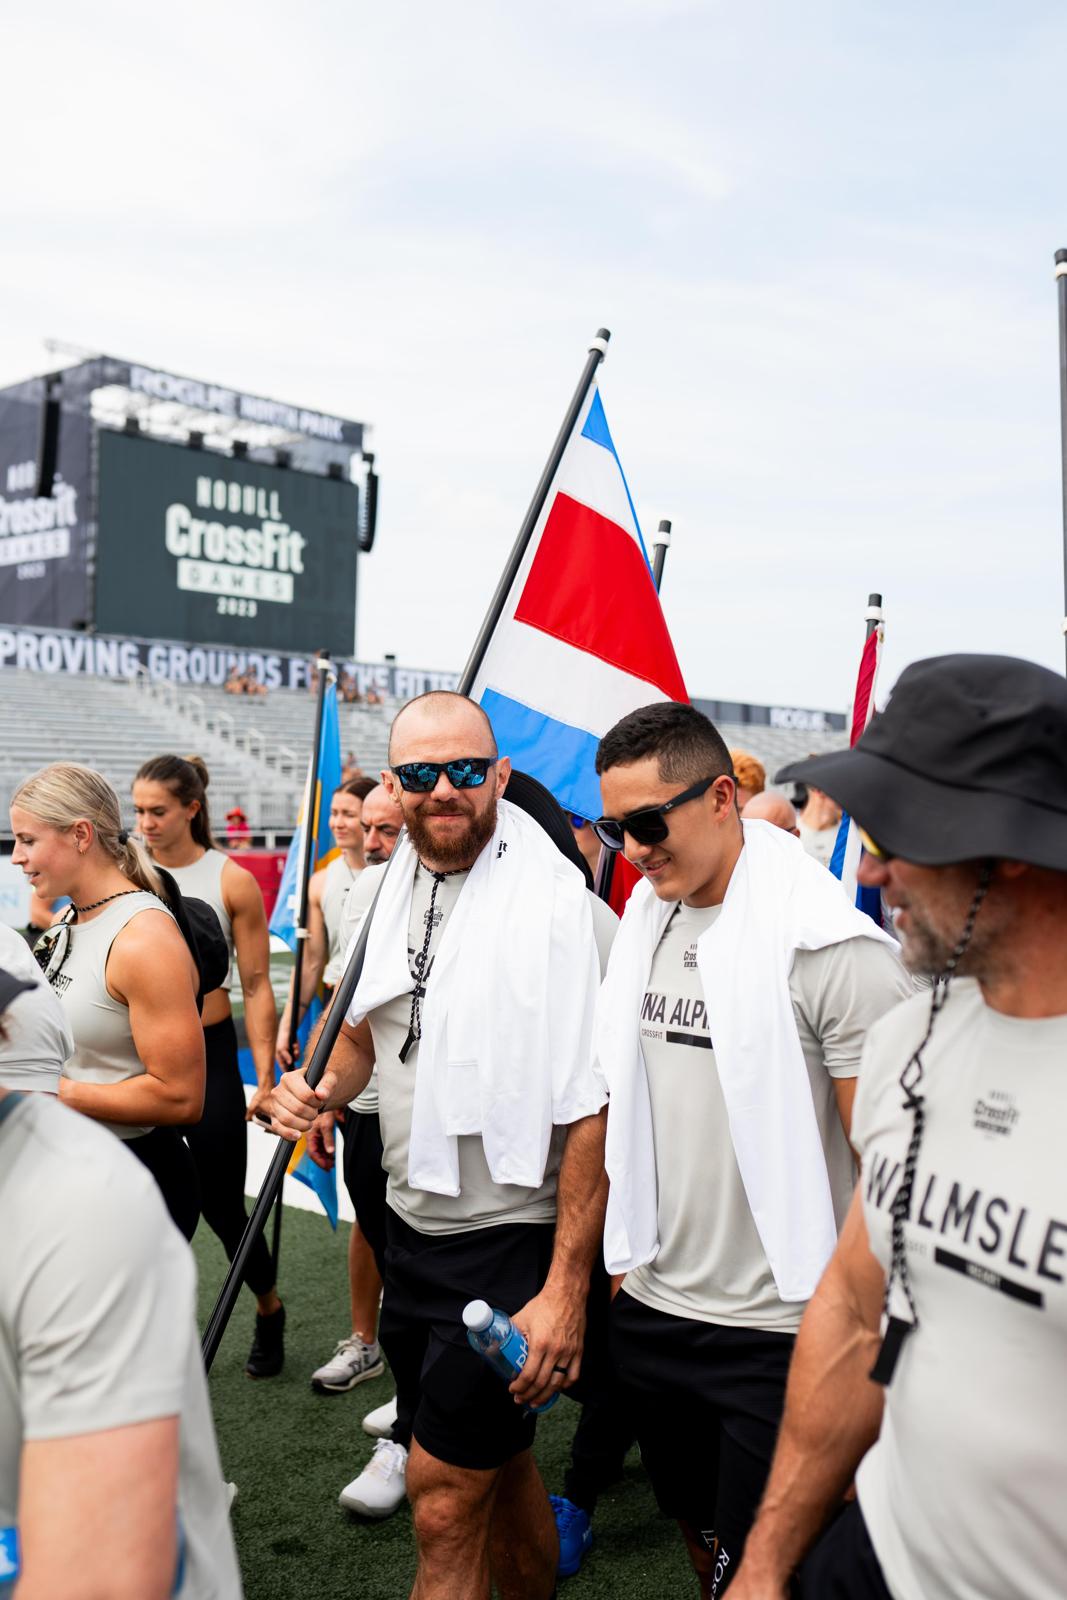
<box><xmin>270</xmin><ymin>678</ymin><xmax>343</xmax><ymax>1224</ymax></box>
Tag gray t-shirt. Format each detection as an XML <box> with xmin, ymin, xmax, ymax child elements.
<box><xmin>624</xmin><ymin>902</ymin><xmax>913</xmax><ymax>1331</ymax></box>
<box><xmin>0</xmin><ymin>1094</ymin><xmax>242</xmax><ymax>1599</ymax></box>
<box><xmin>799</xmin><ymin>821</ymin><xmax>837</xmax><ymax>866</ymax></box>
<box><xmin>0</xmin><ymin>927</ymin><xmax>73</xmax><ymax>1094</ymax></box>
<box><xmin>853</xmin><ymin>981</ymin><xmax>1067</xmax><ymax>1600</ymax></box>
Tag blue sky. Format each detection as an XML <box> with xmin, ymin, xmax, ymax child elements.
<box><xmin>3</xmin><ymin>0</ymin><xmax>1065</xmax><ymax>708</ymax></box>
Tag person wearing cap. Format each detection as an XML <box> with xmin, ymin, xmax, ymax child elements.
<box><xmin>731</xmin><ymin>653</ymin><xmax>1067</xmax><ymax>1600</ymax></box>
<box><xmin>593</xmin><ymin>702</ymin><xmax>912</xmax><ymax>1597</ymax></box>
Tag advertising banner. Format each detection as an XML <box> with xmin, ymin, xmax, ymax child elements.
<box><xmin>0</xmin><ymin>382</ymin><xmax>92</xmax><ymax>630</ymax></box>
<box><xmin>95</xmin><ymin>430</ymin><xmax>360</xmax><ymax>655</ymax></box>
<box><xmin>0</xmin><ymin>622</ymin><xmax>459</xmax><ymax>698</ymax></box>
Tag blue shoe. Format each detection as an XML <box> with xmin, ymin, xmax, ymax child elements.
<box><xmin>550</xmin><ymin>1495</ymin><xmax>592</xmax><ymax>1579</ymax></box>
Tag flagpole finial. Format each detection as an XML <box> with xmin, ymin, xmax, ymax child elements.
<box><xmin>589</xmin><ymin>329</ymin><xmax>611</xmax><ymax>355</ymax></box>
<box><xmin>1055</xmin><ymin>249</ymin><xmax>1067</xmax><ymax>279</ymax></box>
<box><xmin>653</xmin><ymin>519</ymin><xmax>672</xmax><ymax>548</ymax></box>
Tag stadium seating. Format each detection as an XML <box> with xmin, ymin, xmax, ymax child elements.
<box><xmin>0</xmin><ymin>669</ymin><xmax>843</xmax><ymax>840</ymax></box>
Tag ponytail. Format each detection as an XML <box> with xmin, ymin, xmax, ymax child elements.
<box><xmin>134</xmin><ymin>753</ymin><xmax>218</xmax><ymax>850</ymax></box>
<box><xmin>13</xmin><ymin>763</ymin><xmax>164</xmax><ymax>897</ymax></box>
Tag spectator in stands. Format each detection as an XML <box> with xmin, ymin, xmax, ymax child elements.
<box><xmin>342</xmin><ymin>751</ymin><xmax>366</xmax><ymax>784</ymax></box>
<box><xmin>339</xmin><ymin>669</ymin><xmax>362</xmax><ymax>704</ymax></box>
<box><xmin>797</xmin><ymin>781</ymin><xmax>843</xmax><ymax>867</ymax></box>
<box><xmin>134</xmin><ymin>754</ymin><xmax>284</xmax><ymax>1379</ymax></box>
<box><xmin>224</xmin><ymin>665</ymin><xmax>244</xmax><ymax>696</ymax></box>
<box><xmin>729</xmin><ymin>748</ymin><xmax>766</xmax><ymax>811</ymax></box>
<box><xmin>226</xmin><ymin>806</ymin><xmax>253</xmax><ymax>850</ymax></box>
<box><xmin>365</xmin><ymin>685</ymin><xmax>383</xmax><ymax>706</ymax></box>
<box><xmin>11</xmin><ymin>763</ymin><xmax>205</xmax><ymax>1239</ymax></box>
<box><xmin>244</xmin><ymin>666</ymin><xmax>267</xmax><ymax>699</ymax></box>
<box><xmin>741</xmin><ymin>791</ymin><xmax>800</xmax><ymax>836</ymax></box>
<box><xmin>0</xmin><ymin>1082</ymin><xmax>242</xmax><ymax>1599</ymax></box>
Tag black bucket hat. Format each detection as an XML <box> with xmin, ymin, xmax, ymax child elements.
<box><xmin>776</xmin><ymin>653</ymin><xmax>1067</xmax><ymax>869</ymax></box>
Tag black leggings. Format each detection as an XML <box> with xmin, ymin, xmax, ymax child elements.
<box><xmin>126</xmin><ymin>1126</ymin><xmax>201</xmax><ymax>1242</ymax></box>
<box><xmin>183</xmin><ymin>1015</ymin><xmax>275</xmax><ymax>1297</ymax></box>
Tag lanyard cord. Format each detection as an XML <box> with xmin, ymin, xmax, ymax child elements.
<box><xmin>398</xmin><ymin>865</ymin><xmax>465</xmax><ymax>1064</ymax></box>
<box><xmin>870</xmin><ymin>861</ymin><xmax>993</xmax><ymax>1386</ymax></box>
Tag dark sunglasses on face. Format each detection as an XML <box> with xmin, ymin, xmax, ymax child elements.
<box><xmin>593</xmin><ymin>775</ymin><xmax>719</xmax><ymax>852</ymax></box>
<box><xmin>391</xmin><ymin>757</ymin><xmax>497</xmax><ymax>794</ymax></box>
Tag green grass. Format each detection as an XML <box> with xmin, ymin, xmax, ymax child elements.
<box><xmin>195</xmin><ymin>1210</ymin><xmax>692</xmax><ymax>1599</ymax></box>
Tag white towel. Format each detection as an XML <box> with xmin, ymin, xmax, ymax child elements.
<box><xmin>346</xmin><ymin>797</ymin><xmax>605</xmax><ymax>1195</ymax></box>
<box><xmin>598</xmin><ymin>819</ymin><xmax>897</xmax><ymax>1301</ymax></box>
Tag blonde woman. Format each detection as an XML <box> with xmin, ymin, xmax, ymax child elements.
<box><xmin>133</xmin><ymin>753</ymin><xmax>284</xmax><ymax>1378</ymax></box>
<box><xmin>11</xmin><ymin>763</ymin><xmax>204</xmax><ymax>1238</ymax></box>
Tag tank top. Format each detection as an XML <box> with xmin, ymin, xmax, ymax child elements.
<box><xmin>163</xmin><ymin>849</ymin><xmax>234</xmax><ymax>991</ymax></box>
<box><xmin>321</xmin><ymin>856</ymin><xmax>359</xmax><ymax>986</ymax></box>
<box><xmin>53</xmin><ymin>892</ymin><xmax>175</xmax><ymax>1140</ymax></box>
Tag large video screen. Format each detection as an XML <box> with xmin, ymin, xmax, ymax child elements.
<box><xmin>95</xmin><ymin>430</ymin><xmax>360</xmax><ymax>654</ymax></box>
<box><xmin>0</xmin><ymin>384</ymin><xmax>92</xmax><ymax>630</ymax></box>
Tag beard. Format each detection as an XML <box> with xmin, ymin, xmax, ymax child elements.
<box><xmin>365</xmin><ymin>846</ymin><xmax>389</xmax><ymax>865</ymax></box>
<box><xmin>404</xmin><ymin>792</ymin><xmax>498</xmax><ymax>869</ymax></box>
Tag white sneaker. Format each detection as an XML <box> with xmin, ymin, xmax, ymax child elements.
<box><xmin>338</xmin><ymin>1440</ymin><xmax>408</xmax><ymax>1519</ymax></box>
<box><xmin>362</xmin><ymin>1393</ymin><xmax>399</xmax><ymax>1438</ymax></box>
<box><xmin>310</xmin><ymin>1336</ymin><xmax>385</xmax><ymax>1394</ymax></box>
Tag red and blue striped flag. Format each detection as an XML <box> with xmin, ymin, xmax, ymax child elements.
<box><xmin>471</xmin><ymin>385</ymin><xmax>686</xmax><ymax>819</ymax></box>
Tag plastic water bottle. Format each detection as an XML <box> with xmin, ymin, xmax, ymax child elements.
<box><xmin>0</xmin><ymin>1526</ymin><xmax>18</xmax><ymax>1598</ymax></box>
<box><xmin>462</xmin><ymin>1300</ymin><xmax>558</xmax><ymax>1413</ymax></box>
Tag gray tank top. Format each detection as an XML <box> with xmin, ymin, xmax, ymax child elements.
<box><xmin>53</xmin><ymin>892</ymin><xmax>175</xmax><ymax>1139</ymax></box>
<box><xmin>321</xmin><ymin>856</ymin><xmax>359</xmax><ymax>986</ymax></box>
<box><xmin>163</xmin><ymin>849</ymin><xmax>233</xmax><ymax>991</ymax></box>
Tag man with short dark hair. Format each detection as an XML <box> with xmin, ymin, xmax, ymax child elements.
<box><xmin>269</xmin><ymin>691</ymin><xmax>607</xmax><ymax>1600</ymax></box>
<box><xmin>731</xmin><ymin>654</ymin><xmax>1067</xmax><ymax>1600</ymax></box>
<box><xmin>593</xmin><ymin>701</ymin><xmax>911</xmax><ymax>1597</ymax></box>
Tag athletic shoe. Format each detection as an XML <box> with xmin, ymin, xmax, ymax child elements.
<box><xmin>338</xmin><ymin>1440</ymin><xmax>408</xmax><ymax>1519</ymax></box>
<box><xmin>225</xmin><ymin>1482</ymin><xmax>238</xmax><ymax>1511</ymax></box>
<box><xmin>310</xmin><ymin>1336</ymin><xmax>385</xmax><ymax>1394</ymax></box>
<box><xmin>361</xmin><ymin>1394</ymin><xmax>399</xmax><ymax>1438</ymax></box>
<box><xmin>550</xmin><ymin>1496</ymin><xmax>592</xmax><ymax>1579</ymax></box>
<box><xmin>244</xmin><ymin>1304</ymin><xmax>285</xmax><ymax>1379</ymax></box>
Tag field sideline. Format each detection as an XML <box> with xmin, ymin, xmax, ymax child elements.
<box><xmin>194</xmin><ymin>1210</ymin><xmax>692</xmax><ymax>1599</ymax></box>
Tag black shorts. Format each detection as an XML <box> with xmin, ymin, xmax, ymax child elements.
<box><xmin>340</xmin><ymin>1108</ymin><xmax>387</xmax><ymax>1275</ymax></box>
<box><xmin>378</xmin><ymin>1209</ymin><xmax>555</xmax><ymax>1471</ymax></box>
<box><xmin>610</xmin><ymin>1290</ymin><xmax>794</xmax><ymax>1594</ymax></box>
<box><xmin>799</xmin><ymin>1502</ymin><xmax>894</xmax><ymax>1599</ymax></box>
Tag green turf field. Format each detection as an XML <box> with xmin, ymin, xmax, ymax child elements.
<box><xmin>195</xmin><ymin>1209</ymin><xmax>692</xmax><ymax>1599</ymax></box>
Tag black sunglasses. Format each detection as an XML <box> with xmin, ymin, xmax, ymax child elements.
<box><xmin>593</xmin><ymin>775</ymin><xmax>719</xmax><ymax>852</ymax></box>
<box><xmin>391</xmin><ymin>757</ymin><xmax>497</xmax><ymax>794</ymax></box>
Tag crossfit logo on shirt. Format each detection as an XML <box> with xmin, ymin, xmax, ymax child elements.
<box><xmin>683</xmin><ymin>940</ymin><xmax>698</xmax><ymax>971</ymax></box>
<box><xmin>973</xmin><ymin>1089</ymin><xmax>1019</xmax><ymax>1139</ymax></box>
<box><xmin>48</xmin><ymin>971</ymin><xmax>71</xmax><ymax>997</ymax></box>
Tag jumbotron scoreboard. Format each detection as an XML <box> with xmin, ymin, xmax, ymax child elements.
<box><xmin>0</xmin><ymin>356</ymin><xmax>374</xmax><ymax>657</ymax></box>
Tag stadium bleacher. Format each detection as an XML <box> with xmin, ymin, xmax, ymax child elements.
<box><xmin>0</xmin><ymin>667</ymin><xmax>844</xmax><ymax>839</ymax></box>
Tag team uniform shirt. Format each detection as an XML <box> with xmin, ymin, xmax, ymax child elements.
<box><xmin>0</xmin><ymin>926</ymin><xmax>73</xmax><ymax>1094</ymax></box>
<box><xmin>320</xmin><ymin>855</ymin><xmax>359</xmax><ymax>987</ymax></box>
<box><xmin>48</xmin><ymin>892</ymin><xmax>176</xmax><ymax>1139</ymax></box>
<box><xmin>0</xmin><ymin>1094</ymin><xmax>242</xmax><ymax>1599</ymax></box>
<box><xmin>165</xmin><ymin>850</ymin><xmax>234</xmax><ymax>990</ymax></box>
<box><xmin>366</xmin><ymin>864</ymin><xmax>616</xmax><ymax>1236</ymax></box>
<box><xmin>624</xmin><ymin>901</ymin><xmax>913</xmax><ymax>1331</ymax></box>
<box><xmin>853</xmin><ymin>981</ymin><xmax>1067</xmax><ymax>1600</ymax></box>
<box><xmin>798</xmin><ymin>822</ymin><xmax>837</xmax><ymax>867</ymax></box>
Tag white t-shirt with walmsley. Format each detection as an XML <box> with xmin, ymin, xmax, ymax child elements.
<box><xmin>0</xmin><ymin>1094</ymin><xmax>242</xmax><ymax>1600</ymax></box>
<box><xmin>852</xmin><ymin>980</ymin><xmax>1067</xmax><ymax>1600</ymax></box>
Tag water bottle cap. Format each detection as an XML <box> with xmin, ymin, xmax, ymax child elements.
<box><xmin>462</xmin><ymin>1299</ymin><xmax>493</xmax><ymax>1333</ymax></box>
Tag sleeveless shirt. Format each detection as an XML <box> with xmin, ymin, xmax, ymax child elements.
<box><xmin>53</xmin><ymin>892</ymin><xmax>175</xmax><ymax>1139</ymax></box>
<box><xmin>321</xmin><ymin>856</ymin><xmax>359</xmax><ymax>986</ymax></box>
<box><xmin>164</xmin><ymin>849</ymin><xmax>234</xmax><ymax>991</ymax></box>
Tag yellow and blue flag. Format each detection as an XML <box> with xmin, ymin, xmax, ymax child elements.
<box><xmin>270</xmin><ymin>678</ymin><xmax>343</xmax><ymax>1225</ymax></box>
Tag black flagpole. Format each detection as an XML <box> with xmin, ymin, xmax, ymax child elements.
<box><xmin>203</xmin><ymin>334</ymin><xmax>612</xmax><ymax>1370</ymax></box>
<box><xmin>594</xmin><ymin>517</ymin><xmax>674</xmax><ymax>903</ymax></box>
<box><xmin>269</xmin><ymin>649</ymin><xmax>331</xmax><ymax>1277</ymax></box>
<box><xmin>1055</xmin><ymin>250</ymin><xmax>1067</xmax><ymax>672</ymax></box>
<box><xmin>457</xmin><ymin>329</ymin><xmax>610</xmax><ymax>696</ymax></box>
<box><xmin>203</xmin><ymin>853</ymin><xmax>395</xmax><ymax>1371</ymax></box>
